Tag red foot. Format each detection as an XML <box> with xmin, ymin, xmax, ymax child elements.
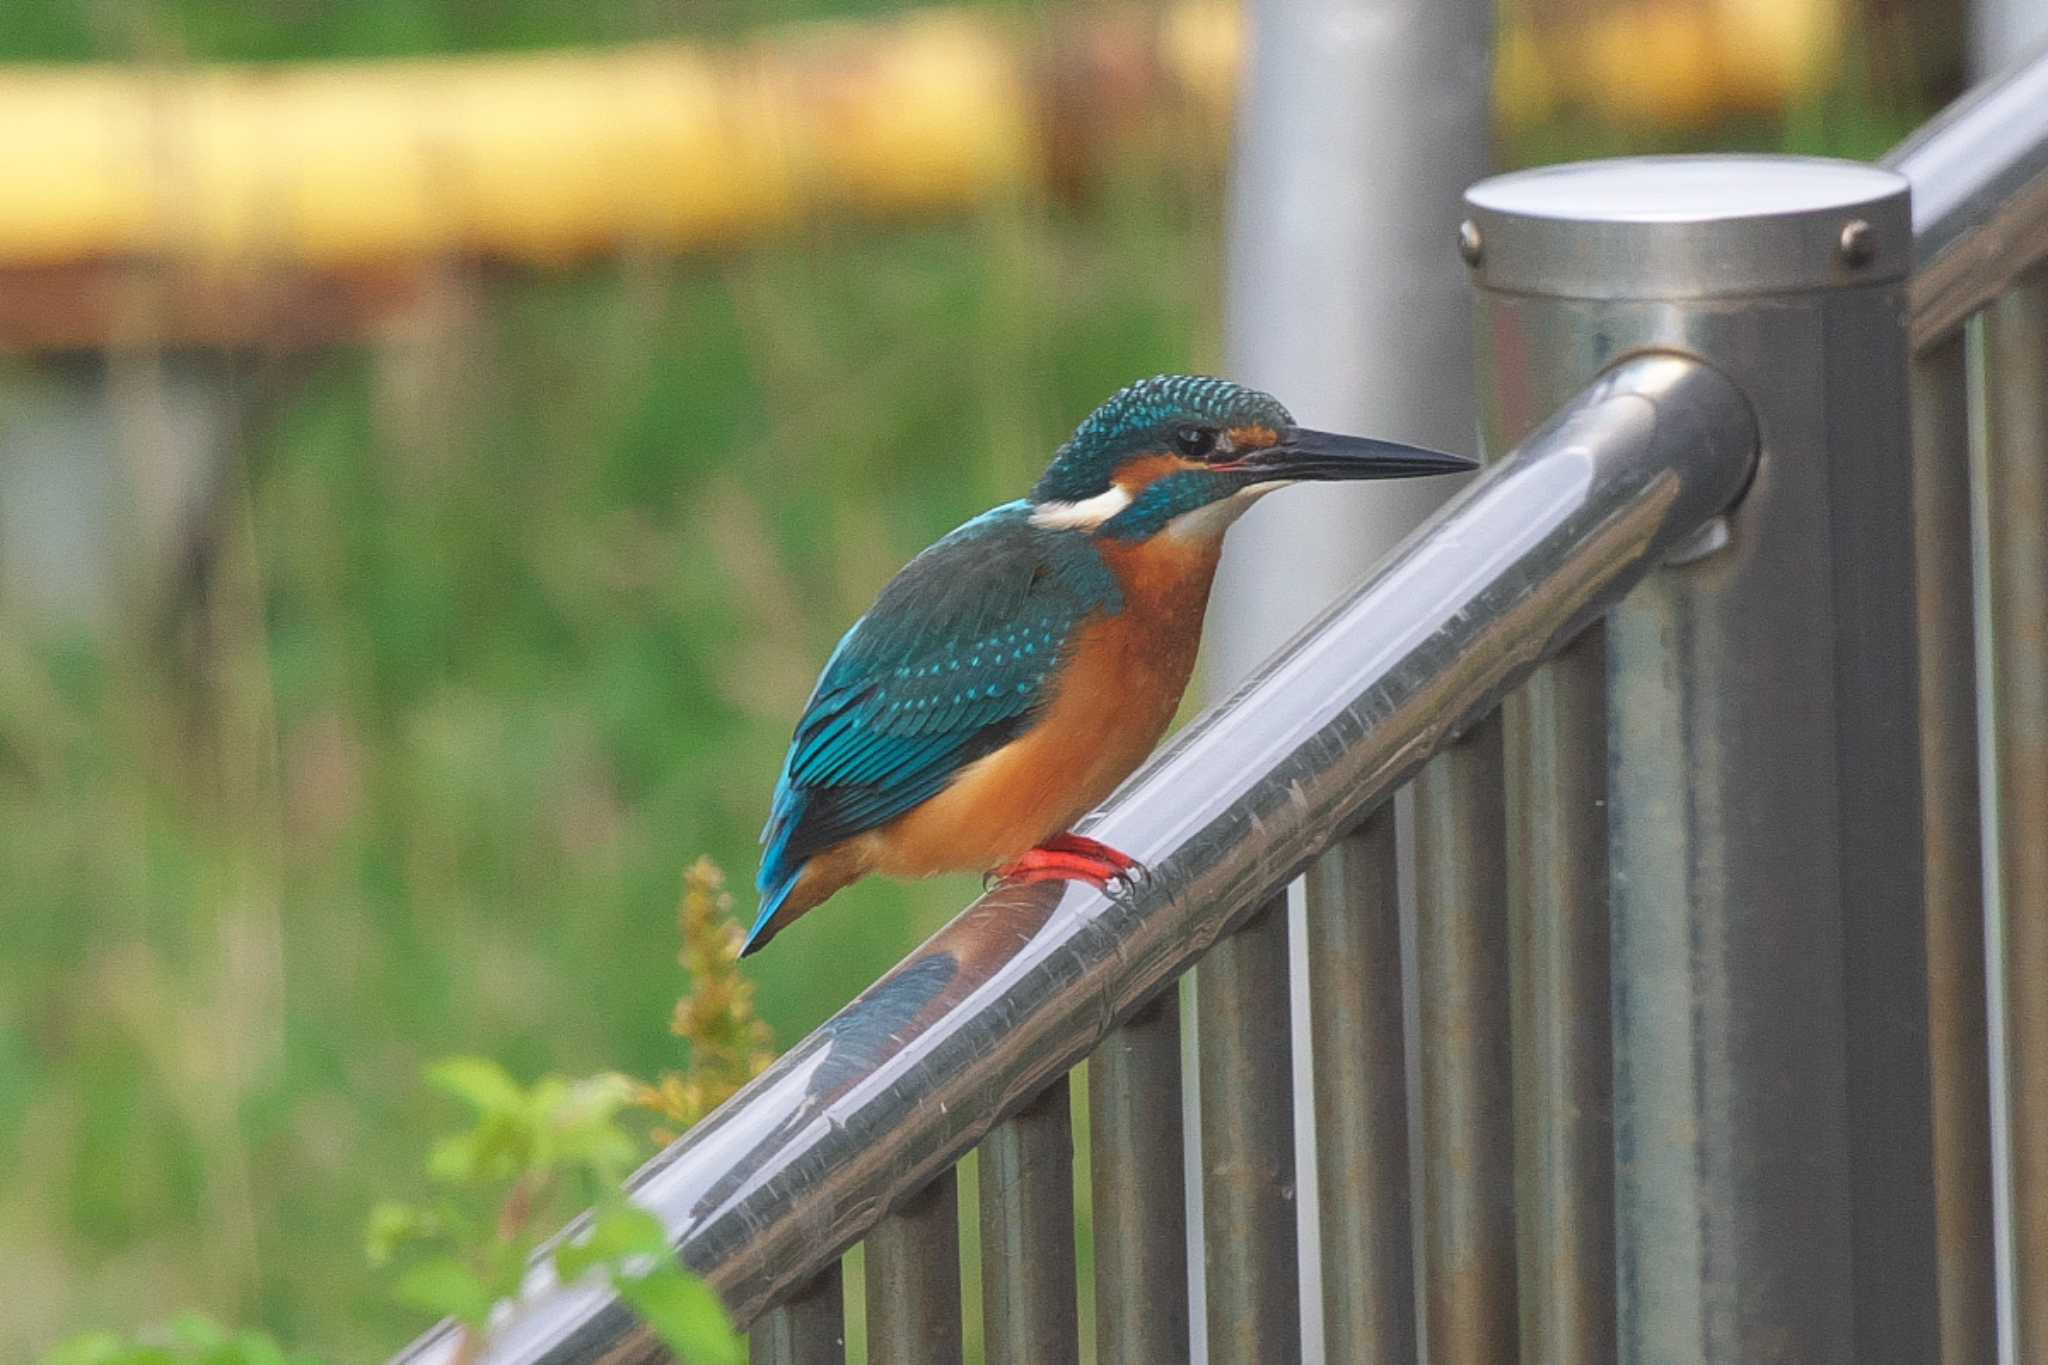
<box><xmin>989</xmin><ymin>834</ymin><xmax>1144</xmax><ymax>893</ymax></box>
<box><xmin>1040</xmin><ymin>832</ymin><xmax>1139</xmax><ymax>873</ymax></box>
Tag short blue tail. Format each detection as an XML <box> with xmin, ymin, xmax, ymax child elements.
<box><xmin>746</xmin><ymin>786</ymin><xmax>807</xmax><ymax>957</ymax></box>
<box><xmin>741</xmin><ymin>867</ymin><xmax>802</xmax><ymax>958</ymax></box>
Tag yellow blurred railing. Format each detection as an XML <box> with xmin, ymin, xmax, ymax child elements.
<box><xmin>0</xmin><ymin>0</ymin><xmax>1844</xmax><ymax>346</ymax></box>
<box><xmin>0</xmin><ymin>19</ymin><xmax>1041</xmax><ymax>270</ymax></box>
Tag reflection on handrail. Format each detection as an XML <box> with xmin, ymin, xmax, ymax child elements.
<box><xmin>392</xmin><ymin>351</ymin><xmax>1756</xmax><ymax>1365</ymax></box>
<box><xmin>1886</xmin><ymin>42</ymin><xmax>2048</xmax><ymax>350</ymax></box>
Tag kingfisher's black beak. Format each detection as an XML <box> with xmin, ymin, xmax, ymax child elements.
<box><xmin>1241</xmin><ymin>427</ymin><xmax>1478</xmax><ymax>482</ymax></box>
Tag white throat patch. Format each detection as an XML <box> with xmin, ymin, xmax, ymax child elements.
<box><xmin>1160</xmin><ymin>478</ymin><xmax>1291</xmax><ymax>541</ymax></box>
<box><xmin>1029</xmin><ymin>483</ymin><xmax>1135</xmax><ymax>531</ymax></box>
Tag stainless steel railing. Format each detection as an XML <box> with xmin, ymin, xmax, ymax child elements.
<box><xmin>1888</xmin><ymin>45</ymin><xmax>2048</xmax><ymax>350</ymax></box>
<box><xmin>1886</xmin><ymin>48</ymin><xmax>2048</xmax><ymax>1365</ymax></box>
<box><xmin>1976</xmin><ymin>265</ymin><xmax>2048</xmax><ymax>1365</ymax></box>
<box><xmin>398</xmin><ymin>352</ymin><xmax>1755</xmax><ymax>1365</ymax></box>
<box><xmin>393</xmin><ymin>41</ymin><xmax>2048</xmax><ymax>1365</ymax></box>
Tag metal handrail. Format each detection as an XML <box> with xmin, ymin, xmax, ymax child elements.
<box><xmin>396</xmin><ymin>352</ymin><xmax>1756</xmax><ymax>1364</ymax></box>
<box><xmin>1884</xmin><ymin>46</ymin><xmax>2048</xmax><ymax>1360</ymax></box>
<box><xmin>1886</xmin><ymin>42</ymin><xmax>2048</xmax><ymax>351</ymax></box>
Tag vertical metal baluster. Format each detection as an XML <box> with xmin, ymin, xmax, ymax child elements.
<box><xmin>1979</xmin><ymin>268</ymin><xmax>2048</xmax><ymax>1361</ymax></box>
<box><xmin>1198</xmin><ymin>893</ymin><xmax>1300</xmax><ymax>1363</ymax></box>
<box><xmin>1089</xmin><ymin>993</ymin><xmax>1189</xmax><ymax>1364</ymax></box>
<box><xmin>1414</xmin><ymin>715</ymin><xmax>1518</xmax><ymax>1364</ymax></box>
<box><xmin>1504</xmin><ymin>632</ymin><xmax>1615</xmax><ymax>1365</ymax></box>
<box><xmin>751</xmin><ymin>1262</ymin><xmax>846</xmax><ymax>1365</ymax></box>
<box><xmin>979</xmin><ymin>1081</ymin><xmax>1079</xmax><ymax>1364</ymax></box>
<box><xmin>866</xmin><ymin>1169</ymin><xmax>964</xmax><ymax>1365</ymax></box>
<box><xmin>1303</xmin><ymin>812</ymin><xmax>1415</xmax><ymax>1362</ymax></box>
<box><xmin>1911</xmin><ymin>331</ymin><xmax>1997</xmax><ymax>1365</ymax></box>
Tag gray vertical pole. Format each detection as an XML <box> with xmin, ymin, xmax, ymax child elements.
<box><xmin>750</xmin><ymin>1262</ymin><xmax>846</xmax><ymax>1365</ymax></box>
<box><xmin>1970</xmin><ymin>0</ymin><xmax>2048</xmax><ymax>78</ymax></box>
<box><xmin>1089</xmin><ymin>994</ymin><xmax>1190</xmax><ymax>1364</ymax></box>
<box><xmin>1977</xmin><ymin>267</ymin><xmax>2048</xmax><ymax>1364</ymax></box>
<box><xmin>1303</xmin><ymin>812</ymin><xmax>1414</xmax><ymax>1363</ymax></box>
<box><xmin>1197</xmin><ymin>895</ymin><xmax>1300</xmax><ymax>1364</ymax></box>
<box><xmin>1216</xmin><ymin>0</ymin><xmax>1493</xmax><ymax>680</ymax></box>
<box><xmin>978</xmin><ymin>1082</ymin><xmax>1080</xmax><ymax>1364</ymax></box>
<box><xmin>1413</xmin><ymin>713</ymin><xmax>1518</xmax><ymax>1363</ymax></box>
<box><xmin>864</xmin><ymin>1170</ymin><xmax>964</xmax><ymax>1365</ymax></box>
<box><xmin>1503</xmin><ymin>625</ymin><xmax>1614</xmax><ymax>1365</ymax></box>
<box><xmin>1466</xmin><ymin>155</ymin><xmax>1939</xmax><ymax>1363</ymax></box>
<box><xmin>1909</xmin><ymin>333</ymin><xmax>1997</xmax><ymax>1365</ymax></box>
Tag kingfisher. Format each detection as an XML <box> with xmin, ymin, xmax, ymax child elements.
<box><xmin>745</xmin><ymin>374</ymin><xmax>1473</xmax><ymax>955</ymax></box>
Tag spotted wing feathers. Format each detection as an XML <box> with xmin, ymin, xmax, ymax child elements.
<box><xmin>756</xmin><ymin>503</ymin><xmax>1119</xmax><ymax>920</ymax></box>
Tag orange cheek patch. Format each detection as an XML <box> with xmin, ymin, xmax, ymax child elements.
<box><xmin>1229</xmin><ymin>425</ymin><xmax>1279</xmax><ymax>451</ymax></box>
<box><xmin>1113</xmin><ymin>452</ymin><xmax>1199</xmax><ymax>493</ymax></box>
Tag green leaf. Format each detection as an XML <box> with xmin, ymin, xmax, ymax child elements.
<box><xmin>546</xmin><ymin>1074</ymin><xmax>640</xmax><ymax>1177</ymax></box>
<box><xmin>427</xmin><ymin>1113</ymin><xmax>532</xmax><ymax>1185</ymax></box>
<box><xmin>615</xmin><ymin>1266</ymin><xmax>742</xmax><ymax>1365</ymax></box>
<box><xmin>425</xmin><ymin>1057</ymin><xmax>526</xmax><ymax>1117</ymax></box>
<box><xmin>478</xmin><ymin>1233</ymin><xmax>537</xmax><ymax>1305</ymax></box>
<box><xmin>365</xmin><ymin>1200</ymin><xmax>437</xmax><ymax>1267</ymax></box>
<box><xmin>393</xmin><ymin>1256</ymin><xmax>497</xmax><ymax>1328</ymax></box>
<box><xmin>425</xmin><ymin>1131</ymin><xmax>487</xmax><ymax>1184</ymax></box>
<box><xmin>554</xmin><ymin>1204</ymin><xmax>668</xmax><ymax>1281</ymax></box>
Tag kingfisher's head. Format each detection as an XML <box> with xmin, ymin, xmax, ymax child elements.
<box><xmin>1029</xmin><ymin>375</ymin><xmax>1475</xmax><ymax>541</ymax></box>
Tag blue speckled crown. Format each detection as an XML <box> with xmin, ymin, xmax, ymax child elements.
<box><xmin>1033</xmin><ymin>375</ymin><xmax>1293</xmax><ymax>503</ymax></box>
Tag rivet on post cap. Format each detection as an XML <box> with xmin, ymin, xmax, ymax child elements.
<box><xmin>1457</xmin><ymin>219</ymin><xmax>1483</xmax><ymax>267</ymax></box>
<box><xmin>1838</xmin><ymin>218</ymin><xmax>1875</xmax><ymax>269</ymax></box>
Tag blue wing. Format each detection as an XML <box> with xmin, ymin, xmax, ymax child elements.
<box><xmin>753</xmin><ymin>502</ymin><xmax>1120</xmax><ymax>942</ymax></box>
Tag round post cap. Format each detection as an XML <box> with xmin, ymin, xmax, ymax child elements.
<box><xmin>1462</xmin><ymin>155</ymin><xmax>1911</xmax><ymax>298</ymax></box>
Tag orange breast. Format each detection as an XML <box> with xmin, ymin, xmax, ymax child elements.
<box><xmin>869</xmin><ymin>534</ymin><xmax>1222</xmax><ymax>877</ymax></box>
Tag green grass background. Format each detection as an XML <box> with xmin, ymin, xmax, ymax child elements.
<box><xmin>0</xmin><ymin>1</ymin><xmax>1934</xmax><ymax>1359</ymax></box>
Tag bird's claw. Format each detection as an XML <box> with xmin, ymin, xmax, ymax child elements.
<box><xmin>1046</xmin><ymin>832</ymin><xmax>1148</xmax><ymax>894</ymax></box>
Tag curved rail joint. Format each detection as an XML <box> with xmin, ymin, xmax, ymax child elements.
<box><xmin>394</xmin><ymin>351</ymin><xmax>1757</xmax><ymax>1365</ymax></box>
<box><xmin>1886</xmin><ymin>43</ymin><xmax>2048</xmax><ymax>351</ymax></box>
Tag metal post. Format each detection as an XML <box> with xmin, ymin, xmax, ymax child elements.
<box><xmin>1414</xmin><ymin>713</ymin><xmax>1517</xmax><ymax>1363</ymax></box>
<box><xmin>1303</xmin><ymin>811</ymin><xmax>1415</xmax><ymax>1362</ymax></box>
<box><xmin>1970</xmin><ymin>0</ymin><xmax>2048</xmax><ymax>79</ymax></box>
<box><xmin>1215</xmin><ymin>0</ymin><xmax>1493</xmax><ymax>678</ymax></box>
<box><xmin>1196</xmin><ymin>894</ymin><xmax>1299</xmax><ymax>1363</ymax></box>
<box><xmin>749</xmin><ymin>1263</ymin><xmax>846</xmax><ymax>1365</ymax></box>
<box><xmin>1466</xmin><ymin>155</ymin><xmax>1938</xmax><ymax>1363</ymax></box>
<box><xmin>1910</xmin><ymin>332</ymin><xmax>1997</xmax><ymax>1365</ymax></box>
<box><xmin>1978</xmin><ymin>265</ymin><xmax>2048</xmax><ymax>1363</ymax></box>
<box><xmin>978</xmin><ymin>1081</ymin><xmax>1079</xmax><ymax>1363</ymax></box>
<box><xmin>864</xmin><ymin>1170</ymin><xmax>963</xmax><ymax>1365</ymax></box>
<box><xmin>1088</xmin><ymin>993</ymin><xmax>1189</xmax><ymax>1364</ymax></box>
<box><xmin>1503</xmin><ymin>626</ymin><xmax>1614</xmax><ymax>1365</ymax></box>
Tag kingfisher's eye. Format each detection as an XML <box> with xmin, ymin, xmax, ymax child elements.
<box><xmin>1173</xmin><ymin>425</ymin><xmax>1219</xmax><ymax>458</ymax></box>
